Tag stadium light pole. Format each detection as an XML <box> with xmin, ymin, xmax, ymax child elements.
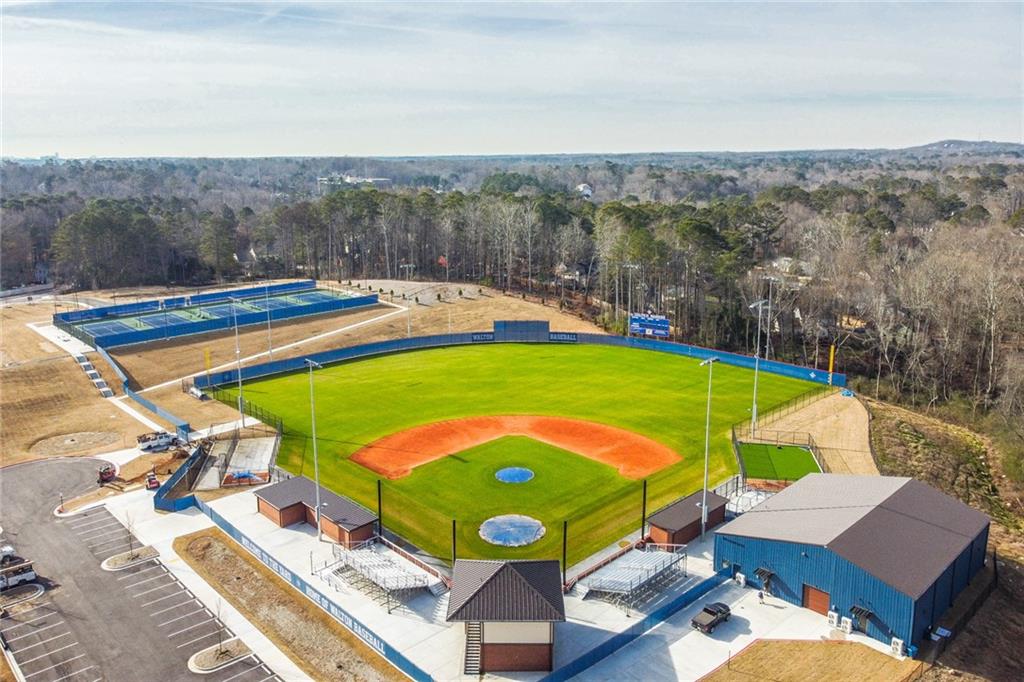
<box><xmin>748</xmin><ymin>299</ymin><xmax>768</xmax><ymax>438</ymax></box>
<box><xmin>699</xmin><ymin>356</ymin><xmax>719</xmax><ymax>540</ymax></box>
<box><xmin>230</xmin><ymin>298</ymin><xmax>244</xmax><ymax>426</ymax></box>
<box><xmin>764</xmin><ymin>276</ymin><xmax>777</xmax><ymax>360</ymax></box>
<box><xmin>305</xmin><ymin>358</ymin><xmax>324</xmax><ymax>542</ymax></box>
<box><xmin>264</xmin><ymin>284</ymin><xmax>274</xmax><ymax>361</ymax></box>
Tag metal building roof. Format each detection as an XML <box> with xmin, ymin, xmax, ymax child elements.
<box><xmin>254</xmin><ymin>475</ymin><xmax>377</xmax><ymax>531</ymax></box>
<box><xmin>716</xmin><ymin>474</ymin><xmax>989</xmax><ymax>598</ymax></box>
<box><xmin>446</xmin><ymin>560</ymin><xmax>566</xmax><ymax>623</ymax></box>
<box><xmin>647</xmin><ymin>490</ymin><xmax>729</xmax><ymax>532</ymax></box>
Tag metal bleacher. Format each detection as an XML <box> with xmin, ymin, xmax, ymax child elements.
<box><xmin>577</xmin><ymin>545</ymin><xmax>687</xmax><ymax>611</ymax></box>
<box><xmin>320</xmin><ymin>541</ymin><xmax>430</xmax><ymax>613</ymax></box>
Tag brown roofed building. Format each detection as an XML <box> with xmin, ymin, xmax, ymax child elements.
<box><xmin>447</xmin><ymin>559</ymin><xmax>565</xmax><ymax>675</ymax></box>
<box><xmin>254</xmin><ymin>476</ymin><xmax>377</xmax><ymax>547</ymax></box>
<box><xmin>646</xmin><ymin>489</ymin><xmax>728</xmax><ymax>545</ymax></box>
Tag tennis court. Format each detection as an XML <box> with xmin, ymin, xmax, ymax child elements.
<box><xmin>71</xmin><ymin>286</ymin><xmax>361</xmax><ymax>344</ymax></box>
<box><xmin>738</xmin><ymin>443</ymin><xmax>821</xmax><ymax>481</ymax></box>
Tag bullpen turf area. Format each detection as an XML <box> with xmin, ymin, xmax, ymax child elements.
<box><xmin>228</xmin><ymin>344</ymin><xmax>818</xmax><ymax>564</ymax></box>
<box><xmin>738</xmin><ymin>443</ymin><xmax>822</xmax><ymax>481</ymax></box>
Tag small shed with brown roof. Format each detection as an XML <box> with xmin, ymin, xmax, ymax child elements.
<box><xmin>446</xmin><ymin>559</ymin><xmax>565</xmax><ymax>674</ymax></box>
<box><xmin>646</xmin><ymin>489</ymin><xmax>728</xmax><ymax>545</ymax></box>
<box><xmin>254</xmin><ymin>476</ymin><xmax>377</xmax><ymax>547</ymax></box>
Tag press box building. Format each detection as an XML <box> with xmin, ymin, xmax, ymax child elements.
<box><xmin>714</xmin><ymin>474</ymin><xmax>989</xmax><ymax>652</ymax></box>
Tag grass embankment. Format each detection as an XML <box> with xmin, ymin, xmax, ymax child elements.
<box><xmin>174</xmin><ymin>529</ymin><xmax>402</xmax><ymax>682</ymax></box>
<box><xmin>701</xmin><ymin>640</ymin><xmax>923</xmax><ymax>682</ymax></box>
<box><xmin>737</xmin><ymin>443</ymin><xmax>821</xmax><ymax>481</ymax></box>
<box><xmin>226</xmin><ymin>343</ymin><xmax>816</xmax><ymax>564</ymax></box>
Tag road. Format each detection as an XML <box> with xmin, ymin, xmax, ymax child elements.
<box><xmin>0</xmin><ymin>458</ymin><xmax>279</xmax><ymax>682</ymax></box>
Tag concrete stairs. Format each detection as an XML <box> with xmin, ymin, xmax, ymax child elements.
<box><xmin>464</xmin><ymin>622</ymin><xmax>481</xmax><ymax>676</ymax></box>
<box><xmin>75</xmin><ymin>354</ymin><xmax>114</xmax><ymax>398</ymax></box>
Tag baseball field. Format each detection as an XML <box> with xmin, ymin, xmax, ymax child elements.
<box><xmin>226</xmin><ymin>343</ymin><xmax>819</xmax><ymax>565</ymax></box>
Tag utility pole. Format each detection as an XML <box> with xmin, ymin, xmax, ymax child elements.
<box><xmin>699</xmin><ymin>357</ymin><xmax>719</xmax><ymax>539</ymax></box>
<box><xmin>305</xmin><ymin>358</ymin><xmax>324</xmax><ymax>542</ymax></box>
<box><xmin>264</xmin><ymin>284</ymin><xmax>273</xmax><ymax>361</ymax></box>
<box><xmin>748</xmin><ymin>299</ymin><xmax>768</xmax><ymax>437</ymax></box>
<box><xmin>230</xmin><ymin>298</ymin><xmax>244</xmax><ymax>426</ymax></box>
<box><xmin>764</xmin><ymin>276</ymin><xmax>777</xmax><ymax>360</ymax></box>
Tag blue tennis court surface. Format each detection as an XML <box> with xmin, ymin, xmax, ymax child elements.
<box><xmin>73</xmin><ymin>287</ymin><xmax>359</xmax><ymax>342</ymax></box>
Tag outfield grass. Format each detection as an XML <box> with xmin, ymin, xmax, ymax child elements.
<box><xmin>228</xmin><ymin>343</ymin><xmax>818</xmax><ymax>565</ymax></box>
<box><xmin>739</xmin><ymin>442</ymin><xmax>821</xmax><ymax>480</ymax></box>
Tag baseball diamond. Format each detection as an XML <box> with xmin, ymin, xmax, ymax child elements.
<box><xmin>226</xmin><ymin>342</ymin><xmax>822</xmax><ymax>565</ymax></box>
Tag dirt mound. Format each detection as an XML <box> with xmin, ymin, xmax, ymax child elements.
<box><xmin>30</xmin><ymin>431</ymin><xmax>120</xmax><ymax>456</ymax></box>
<box><xmin>351</xmin><ymin>415</ymin><xmax>680</xmax><ymax>479</ymax></box>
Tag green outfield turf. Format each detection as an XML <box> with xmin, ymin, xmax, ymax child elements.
<box><xmin>738</xmin><ymin>442</ymin><xmax>821</xmax><ymax>480</ymax></box>
<box><xmin>226</xmin><ymin>343</ymin><xmax>821</xmax><ymax>565</ymax></box>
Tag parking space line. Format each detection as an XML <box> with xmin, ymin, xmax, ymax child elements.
<box><xmin>141</xmin><ymin>591</ymin><xmax>187</xmax><ymax>607</ymax></box>
<box><xmin>124</xmin><ymin>573</ymin><xmax>169</xmax><ymax>589</ymax></box>
<box><xmin>77</xmin><ymin>524</ymin><xmax>122</xmax><ymax>539</ymax></box>
<box><xmin>132</xmin><ymin>581</ymin><xmax>178</xmax><ymax>597</ymax></box>
<box><xmin>10</xmin><ymin>632</ymin><xmax>71</xmax><ymax>654</ymax></box>
<box><xmin>1</xmin><ymin>614</ymin><xmax>50</xmax><ymax>632</ymax></box>
<box><xmin>3</xmin><ymin>605</ymin><xmax>49</xmax><ymax>618</ymax></box>
<box><xmin>17</xmin><ymin>641</ymin><xmax>79</xmax><ymax>666</ymax></box>
<box><xmin>51</xmin><ymin>666</ymin><xmax>97</xmax><ymax>682</ymax></box>
<box><xmin>219</xmin><ymin>659</ymin><xmax>260</xmax><ymax>682</ymax></box>
<box><xmin>157</xmin><ymin>607</ymin><xmax>205</xmax><ymax>627</ymax></box>
<box><xmin>24</xmin><ymin>653</ymin><xmax>85</xmax><ymax>678</ymax></box>
<box><xmin>150</xmin><ymin>599</ymin><xmax>196</xmax><ymax>617</ymax></box>
<box><xmin>69</xmin><ymin>517</ymin><xmax>115</xmax><ymax>530</ymax></box>
<box><xmin>7</xmin><ymin>622</ymin><xmax>62</xmax><ymax>642</ymax></box>
<box><xmin>174</xmin><ymin>629</ymin><xmax>221</xmax><ymax>649</ymax></box>
<box><xmin>167</xmin><ymin>618</ymin><xmax>214</xmax><ymax>638</ymax></box>
<box><xmin>87</xmin><ymin>536</ymin><xmax>131</xmax><ymax>550</ymax></box>
<box><xmin>71</xmin><ymin>518</ymin><xmax>118</xmax><ymax>532</ymax></box>
<box><xmin>118</xmin><ymin>565</ymin><xmax>162</xmax><ymax>580</ymax></box>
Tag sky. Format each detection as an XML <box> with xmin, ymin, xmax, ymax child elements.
<box><xmin>2</xmin><ymin>1</ymin><xmax>1021</xmax><ymax>157</ymax></box>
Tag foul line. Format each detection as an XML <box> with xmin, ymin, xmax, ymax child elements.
<box><xmin>138</xmin><ymin>301</ymin><xmax>407</xmax><ymax>394</ymax></box>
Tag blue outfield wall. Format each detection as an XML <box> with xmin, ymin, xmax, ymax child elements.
<box><xmin>190</xmin><ymin>496</ymin><xmax>431</xmax><ymax>681</ymax></box>
<box><xmin>153</xmin><ymin>443</ymin><xmax>202</xmax><ymax>512</ymax></box>
<box><xmin>193</xmin><ymin>321</ymin><xmax>846</xmax><ymax>390</ymax></box>
<box><xmin>90</xmin><ymin>293</ymin><xmax>377</xmax><ymax>349</ymax></box>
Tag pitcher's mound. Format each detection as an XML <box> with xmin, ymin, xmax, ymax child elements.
<box><xmin>30</xmin><ymin>431</ymin><xmax>120</xmax><ymax>456</ymax></box>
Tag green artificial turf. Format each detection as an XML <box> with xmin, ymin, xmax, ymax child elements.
<box><xmin>227</xmin><ymin>343</ymin><xmax>819</xmax><ymax>565</ymax></box>
<box><xmin>738</xmin><ymin>442</ymin><xmax>821</xmax><ymax>481</ymax></box>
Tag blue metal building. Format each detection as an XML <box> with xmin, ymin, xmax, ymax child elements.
<box><xmin>714</xmin><ymin>474</ymin><xmax>989</xmax><ymax>653</ymax></box>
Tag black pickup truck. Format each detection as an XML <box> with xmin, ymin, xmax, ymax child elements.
<box><xmin>691</xmin><ymin>602</ymin><xmax>731</xmax><ymax>633</ymax></box>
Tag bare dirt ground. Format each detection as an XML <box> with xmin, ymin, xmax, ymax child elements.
<box><xmin>701</xmin><ymin>639</ymin><xmax>923</xmax><ymax>682</ymax></box>
<box><xmin>763</xmin><ymin>391</ymin><xmax>877</xmax><ymax>475</ymax></box>
<box><xmin>0</xmin><ymin>355</ymin><xmax>153</xmax><ymax>465</ymax></box>
<box><xmin>352</xmin><ymin>415</ymin><xmax>680</xmax><ymax>479</ymax></box>
<box><xmin>865</xmin><ymin>399</ymin><xmax>1024</xmax><ymax>682</ymax></box>
<box><xmin>0</xmin><ymin>302</ymin><xmax>68</xmax><ymax>366</ymax></box>
<box><xmin>174</xmin><ymin>529</ymin><xmax>402</xmax><ymax>682</ymax></box>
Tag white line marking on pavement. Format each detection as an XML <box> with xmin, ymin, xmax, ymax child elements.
<box><xmin>167</xmin><ymin>619</ymin><xmax>213</xmax><ymax>638</ymax></box>
<box><xmin>10</xmin><ymin>633</ymin><xmax>71</xmax><ymax>654</ymax></box>
<box><xmin>141</xmin><ymin>592</ymin><xmax>187</xmax><ymax>607</ymax></box>
<box><xmin>7</xmin><ymin>623</ymin><xmax>62</xmax><ymax>642</ymax></box>
<box><xmin>17</xmin><ymin>642</ymin><xmax>79</xmax><ymax>666</ymax></box>
<box><xmin>70</xmin><ymin>517</ymin><xmax>115</xmax><ymax>531</ymax></box>
<box><xmin>80</xmin><ymin>527</ymin><xmax>124</xmax><ymax>541</ymax></box>
<box><xmin>132</xmin><ymin>582</ymin><xmax>178</xmax><ymax>598</ymax></box>
<box><xmin>87</xmin><ymin>535</ymin><xmax>130</xmax><ymax>549</ymax></box>
<box><xmin>150</xmin><ymin>599</ymin><xmax>195</xmax><ymax>617</ymax></box>
<box><xmin>157</xmin><ymin>608</ymin><xmax>205</xmax><ymax>627</ymax></box>
<box><xmin>220</xmin><ymin>659</ymin><xmax>260</xmax><ymax>682</ymax></box>
<box><xmin>174</xmin><ymin>630</ymin><xmax>220</xmax><ymax>649</ymax></box>
<box><xmin>118</xmin><ymin>565</ymin><xmax>161</xmax><ymax>580</ymax></box>
<box><xmin>24</xmin><ymin>654</ymin><xmax>86</xmax><ymax>678</ymax></box>
<box><xmin>1</xmin><ymin>615</ymin><xmax>50</xmax><ymax>632</ymax></box>
<box><xmin>124</xmin><ymin>573</ymin><xmax>169</xmax><ymax>589</ymax></box>
<box><xmin>51</xmin><ymin>666</ymin><xmax>97</xmax><ymax>682</ymax></box>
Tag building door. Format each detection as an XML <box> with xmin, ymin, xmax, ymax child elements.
<box><xmin>802</xmin><ymin>584</ymin><xmax>830</xmax><ymax>615</ymax></box>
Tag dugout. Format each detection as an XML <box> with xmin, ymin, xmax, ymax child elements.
<box><xmin>447</xmin><ymin>560</ymin><xmax>565</xmax><ymax>674</ymax></box>
<box><xmin>255</xmin><ymin>476</ymin><xmax>377</xmax><ymax>547</ymax></box>
<box><xmin>646</xmin><ymin>489</ymin><xmax>728</xmax><ymax>545</ymax></box>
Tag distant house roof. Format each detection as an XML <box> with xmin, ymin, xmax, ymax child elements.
<box><xmin>647</xmin><ymin>490</ymin><xmax>728</xmax><ymax>533</ymax></box>
<box><xmin>716</xmin><ymin>474</ymin><xmax>989</xmax><ymax>598</ymax></box>
<box><xmin>255</xmin><ymin>476</ymin><xmax>377</xmax><ymax>531</ymax></box>
<box><xmin>446</xmin><ymin>560</ymin><xmax>565</xmax><ymax>623</ymax></box>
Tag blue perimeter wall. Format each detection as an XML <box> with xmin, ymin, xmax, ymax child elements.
<box><xmin>96</xmin><ymin>346</ymin><xmax>192</xmax><ymax>441</ymax></box>
<box><xmin>193</xmin><ymin>320</ymin><xmax>846</xmax><ymax>390</ymax></box>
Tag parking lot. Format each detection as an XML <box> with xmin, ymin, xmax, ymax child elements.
<box><xmin>0</xmin><ymin>458</ymin><xmax>281</xmax><ymax>682</ymax></box>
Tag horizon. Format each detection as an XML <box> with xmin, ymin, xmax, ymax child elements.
<box><xmin>3</xmin><ymin>1</ymin><xmax>1021</xmax><ymax>158</ymax></box>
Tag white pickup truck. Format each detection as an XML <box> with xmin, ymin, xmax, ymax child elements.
<box><xmin>0</xmin><ymin>545</ymin><xmax>36</xmax><ymax>590</ymax></box>
<box><xmin>136</xmin><ymin>431</ymin><xmax>178</xmax><ymax>452</ymax></box>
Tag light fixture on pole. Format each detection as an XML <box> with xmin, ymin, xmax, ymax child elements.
<box><xmin>305</xmin><ymin>358</ymin><xmax>324</xmax><ymax>542</ymax></box>
<box><xmin>230</xmin><ymin>298</ymin><xmax>244</xmax><ymax>426</ymax></box>
<box><xmin>764</xmin><ymin>276</ymin><xmax>777</xmax><ymax>360</ymax></box>
<box><xmin>748</xmin><ymin>299</ymin><xmax>768</xmax><ymax>438</ymax></box>
<box><xmin>699</xmin><ymin>356</ymin><xmax>719</xmax><ymax>539</ymax></box>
